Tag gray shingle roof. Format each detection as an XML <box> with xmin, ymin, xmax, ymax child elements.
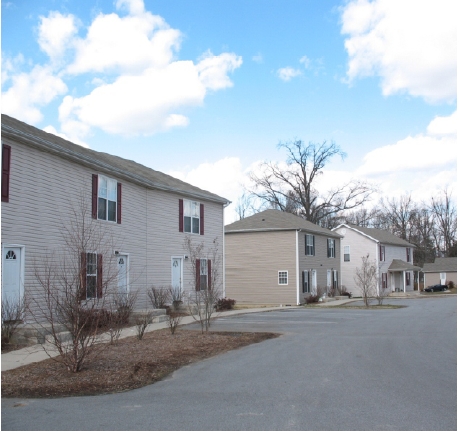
<box><xmin>225</xmin><ymin>209</ymin><xmax>341</xmax><ymax>237</ymax></box>
<box><xmin>388</xmin><ymin>259</ymin><xmax>421</xmax><ymax>271</ymax></box>
<box><xmin>335</xmin><ymin>223</ymin><xmax>414</xmax><ymax>247</ymax></box>
<box><xmin>1</xmin><ymin>114</ymin><xmax>229</xmax><ymax>204</ymax></box>
<box><xmin>423</xmin><ymin>257</ymin><xmax>457</xmax><ymax>273</ymax></box>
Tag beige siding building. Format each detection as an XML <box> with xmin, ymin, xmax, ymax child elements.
<box><xmin>225</xmin><ymin>210</ymin><xmax>341</xmax><ymax>306</ymax></box>
<box><xmin>423</xmin><ymin>257</ymin><xmax>457</xmax><ymax>287</ymax></box>
<box><xmin>1</xmin><ymin>115</ymin><xmax>228</xmax><ymax>320</ymax></box>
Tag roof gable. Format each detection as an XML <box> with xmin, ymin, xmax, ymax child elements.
<box><xmin>333</xmin><ymin>223</ymin><xmax>414</xmax><ymax>247</ymax></box>
<box><xmin>1</xmin><ymin>114</ymin><xmax>229</xmax><ymax>204</ymax></box>
<box><xmin>225</xmin><ymin>209</ymin><xmax>341</xmax><ymax>237</ymax></box>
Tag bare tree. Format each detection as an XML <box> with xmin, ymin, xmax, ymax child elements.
<box><xmin>29</xmin><ymin>196</ymin><xmax>120</xmax><ymax>372</ymax></box>
<box><xmin>235</xmin><ymin>192</ymin><xmax>259</xmax><ymax>220</ymax></box>
<box><xmin>431</xmin><ymin>188</ymin><xmax>457</xmax><ymax>257</ymax></box>
<box><xmin>354</xmin><ymin>254</ymin><xmax>377</xmax><ymax>308</ymax></box>
<box><xmin>147</xmin><ymin>286</ymin><xmax>170</xmax><ymax>309</ymax></box>
<box><xmin>183</xmin><ymin>236</ymin><xmax>222</xmax><ymax>333</ymax></box>
<box><xmin>248</xmin><ymin>140</ymin><xmax>375</xmax><ymax>226</ymax></box>
<box><xmin>1</xmin><ymin>295</ymin><xmax>27</xmax><ymax>347</ymax></box>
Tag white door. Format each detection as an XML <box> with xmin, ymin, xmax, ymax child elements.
<box><xmin>2</xmin><ymin>246</ymin><xmax>22</xmax><ymax>306</ymax></box>
<box><xmin>117</xmin><ymin>254</ymin><xmax>128</xmax><ymax>295</ymax></box>
<box><xmin>311</xmin><ymin>269</ymin><xmax>317</xmax><ymax>295</ymax></box>
<box><xmin>171</xmin><ymin>257</ymin><xmax>183</xmax><ymax>293</ymax></box>
<box><xmin>440</xmin><ymin>272</ymin><xmax>446</xmax><ymax>285</ymax></box>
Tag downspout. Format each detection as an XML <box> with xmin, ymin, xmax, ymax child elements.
<box><xmin>222</xmin><ymin>201</ymin><xmax>231</xmax><ymax>298</ymax></box>
<box><xmin>296</xmin><ymin>230</ymin><xmax>300</xmax><ymax>305</ymax></box>
<box><xmin>376</xmin><ymin>242</ymin><xmax>380</xmax><ymax>295</ymax></box>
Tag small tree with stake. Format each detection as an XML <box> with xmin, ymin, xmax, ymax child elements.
<box><xmin>354</xmin><ymin>254</ymin><xmax>377</xmax><ymax>308</ymax></box>
<box><xmin>184</xmin><ymin>236</ymin><xmax>222</xmax><ymax>333</ymax></box>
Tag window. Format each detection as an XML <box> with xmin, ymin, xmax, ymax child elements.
<box><xmin>80</xmin><ymin>252</ymin><xmax>102</xmax><ymax>300</ymax></box>
<box><xmin>344</xmin><ymin>245</ymin><xmax>350</xmax><ymax>262</ymax></box>
<box><xmin>278</xmin><ymin>271</ymin><xmax>288</xmax><ymax>285</ymax></box>
<box><xmin>92</xmin><ymin>174</ymin><xmax>121</xmax><ymax>223</ymax></box>
<box><xmin>327</xmin><ymin>238</ymin><xmax>336</xmax><ymax>258</ymax></box>
<box><xmin>379</xmin><ymin>245</ymin><xmax>385</xmax><ymax>262</ymax></box>
<box><xmin>327</xmin><ymin>269</ymin><xmax>332</xmax><ymax>288</ymax></box>
<box><xmin>302</xmin><ymin>270</ymin><xmax>310</xmax><ymax>293</ymax></box>
<box><xmin>179</xmin><ymin>199</ymin><xmax>204</xmax><ymax>235</ymax></box>
<box><xmin>406</xmin><ymin>272</ymin><xmax>411</xmax><ymax>286</ymax></box>
<box><xmin>305</xmin><ymin>234</ymin><xmax>315</xmax><ymax>256</ymax></box>
<box><xmin>195</xmin><ymin>258</ymin><xmax>211</xmax><ymax>290</ymax></box>
<box><xmin>333</xmin><ymin>270</ymin><xmax>338</xmax><ymax>290</ymax></box>
<box><xmin>2</xmin><ymin>144</ymin><xmax>11</xmax><ymax>203</ymax></box>
<box><xmin>406</xmin><ymin>248</ymin><xmax>411</xmax><ymax>263</ymax></box>
<box><xmin>382</xmin><ymin>273</ymin><xmax>388</xmax><ymax>289</ymax></box>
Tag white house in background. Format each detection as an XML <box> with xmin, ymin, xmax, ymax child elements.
<box><xmin>1</xmin><ymin>114</ymin><xmax>229</xmax><ymax>321</ymax></box>
<box><xmin>332</xmin><ymin>223</ymin><xmax>421</xmax><ymax>296</ymax></box>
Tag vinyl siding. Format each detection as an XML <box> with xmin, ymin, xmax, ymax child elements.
<box><xmin>298</xmin><ymin>231</ymin><xmax>340</xmax><ymax>301</ymax></box>
<box><xmin>225</xmin><ymin>231</ymin><xmax>297</xmax><ymax>305</ymax></box>
<box><xmin>424</xmin><ymin>271</ymin><xmax>457</xmax><ymax>287</ymax></box>
<box><xmin>1</xmin><ymin>138</ymin><xmax>224</xmax><ymax>319</ymax></box>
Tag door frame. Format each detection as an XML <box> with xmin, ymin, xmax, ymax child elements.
<box><xmin>1</xmin><ymin>243</ymin><xmax>26</xmax><ymax>306</ymax></box>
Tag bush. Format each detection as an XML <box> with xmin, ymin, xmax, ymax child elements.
<box><xmin>341</xmin><ymin>291</ymin><xmax>352</xmax><ymax>298</ymax></box>
<box><xmin>447</xmin><ymin>280</ymin><xmax>455</xmax><ymax>290</ymax></box>
<box><xmin>305</xmin><ymin>294</ymin><xmax>320</xmax><ymax>304</ymax></box>
<box><xmin>148</xmin><ymin>286</ymin><xmax>170</xmax><ymax>309</ymax></box>
<box><xmin>214</xmin><ymin>297</ymin><xmax>236</xmax><ymax>311</ymax></box>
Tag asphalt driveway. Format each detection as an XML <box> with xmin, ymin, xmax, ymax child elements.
<box><xmin>2</xmin><ymin>297</ymin><xmax>456</xmax><ymax>430</ymax></box>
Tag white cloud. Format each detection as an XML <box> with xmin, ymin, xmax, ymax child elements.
<box><xmin>38</xmin><ymin>11</ymin><xmax>78</xmax><ymax>63</ymax></box>
<box><xmin>427</xmin><ymin>110</ymin><xmax>457</xmax><ymax>136</ymax></box>
<box><xmin>115</xmin><ymin>0</ymin><xmax>145</xmax><ymax>15</ymax></box>
<box><xmin>277</xmin><ymin>67</ymin><xmax>302</xmax><ymax>81</ymax></box>
<box><xmin>197</xmin><ymin>51</ymin><xmax>242</xmax><ymax>90</ymax></box>
<box><xmin>42</xmin><ymin>125</ymin><xmax>89</xmax><ymax>148</ymax></box>
<box><xmin>1</xmin><ymin>65</ymin><xmax>67</xmax><ymax>124</ymax></box>
<box><xmin>341</xmin><ymin>0</ymin><xmax>457</xmax><ymax>103</ymax></box>
<box><xmin>299</xmin><ymin>55</ymin><xmax>310</xmax><ymax>68</ymax></box>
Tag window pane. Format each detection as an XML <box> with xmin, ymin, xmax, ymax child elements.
<box><xmin>107</xmin><ymin>179</ymin><xmax>117</xmax><ymax>201</ymax></box>
<box><xmin>184</xmin><ymin>216</ymin><xmax>191</xmax><ymax>233</ymax></box>
<box><xmin>87</xmin><ymin>276</ymin><xmax>97</xmax><ymax>299</ymax></box>
<box><xmin>192</xmin><ymin>217</ymin><xmax>199</xmax><ymax>234</ymax></box>
<box><xmin>184</xmin><ymin>200</ymin><xmax>191</xmax><ymax>216</ymax></box>
<box><xmin>108</xmin><ymin>200</ymin><xmax>116</xmax><ymax>222</ymax></box>
<box><xmin>98</xmin><ymin>177</ymin><xmax>107</xmax><ymax>198</ymax></box>
<box><xmin>192</xmin><ymin>202</ymin><xmax>200</xmax><ymax>218</ymax></box>
<box><xmin>98</xmin><ymin>197</ymin><xmax>107</xmax><ymax>220</ymax></box>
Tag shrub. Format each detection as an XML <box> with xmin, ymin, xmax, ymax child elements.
<box><xmin>148</xmin><ymin>286</ymin><xmax>170</xmax><ymax>309</ymax></box>
<box><xmin>1</xmin><ymin>296</ymin><xmax>26</xmax><ymax>347</ymax></box>
<box><xmin>305</xmin><ymin>294</ymin><xmax>320</xmax><ymax>304</ymax></box>
<box><xmin>341</xmin><ymin>291</ymin><xmax>352</xmax><ymax>298</ymax></box>
<box><xmin>167</xmin><ymin>312</ymin><xmax>182</xmax><ymax>335</ymax></box>
<box><xmin>214</xmin><ymin>297</ymin><xmax>236</xmax><ymax>311</ymax></box>
<box><xmin>447</xmin><ymin>280</ymin><xmax>455</xmax><ymax>290</ymax></box>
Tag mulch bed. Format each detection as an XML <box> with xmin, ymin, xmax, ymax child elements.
<box><xmin>1</xmin><ymin>329</ymin><xmax>278</xmax><ymax>398</ymax></box>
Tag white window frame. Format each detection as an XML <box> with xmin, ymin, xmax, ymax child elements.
<box><xmin>344</xmin><ymin>245</ymin><xmax>350</xmax><ymax>262</ymax></box>
<box><xmin>380</xmin><ymin>245</ymin><xmax>385</xmax><ymax>262</ymax></box>
<box><xmin>278</xmin><ymin>271</ymin><xmax>288</xmax><ymax>285</ymax></box>
<box><xmin>406</xmin><ymin>248</ymin><xmax>411</xmax><ymax>263</ymax></box>
<box><xmin>333</xmin><ymin>270</ymin><xmax>338</xmax><ymax>289</ymax></box>
<box><xmin>85</xmin><ymin>252</ymin><xmax>98</xmax><ymax>300</ymax></box>
<box><xmin>303</xmin><ymin>270</ymin><xmax>310</xmax><ymax>293</ymax></box>
<box><xmin>98</xmin><ymin>175</ymin><xmax>118</xmax><ymax>222</ymax></box>
<box><xmin>200</xmin><ymin>258</ymin><xmax>208</xmax><ymax>290</ymax></box>
<box><xmin>327</xmin><ymin>238</ymin><xmax>335</xmax><ymax>258</ymax></box>
<box><xmin>306</xmin><ymin>234</ymin><xmax>315</xmax><ymax>256</ymax></box>
<box><xmin>184</xmin><ymin>199</ymin><xmax>200</xmax><ymax>235</ymax></box>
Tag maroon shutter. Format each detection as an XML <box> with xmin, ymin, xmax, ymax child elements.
<box><xmin>2</xmin><ymin>144</ymin><xmax>11</xmax><ymax>203</ymax></box>
<box><xmin>207</xmin><ymin>259</ymin><xmax>212</xmax><ymax>290</ymax></box>
<box><xmin>200</xmin><ymin>204</ymin><xmax>204</xmax><ymax>235</ymax></box>
<box><xmin>79</xmin><ymin>252</ymin><xmax>87</xmax><ymax>302</ymax></box>
<box><xmin>92</xmin><ymin>174</ymin><xmax>98</xmax><ymax>219</ymax></box>
<box><xmin>117</xmin><ymin>182</ymin><xmax>122</xmax><ymax>224</ymax></box>
<box><xmin>179</xmin><ymin>199</ymin><xmax>184</xmax><ymax>232</ymax></box>
<box><xmin>97</xmin><ymin>254</ymin><xmax>103</xmax><ymax>298</ymax></box>
<box><xmin>195</xmin><ymin>259</ymin><xmax>201</xmax><ymax>291</ymax></box>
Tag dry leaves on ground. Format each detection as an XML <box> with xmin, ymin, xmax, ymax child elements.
<box><xmin>2</xmin><ymin>329</ymin><xmax>278</xmax><ymax>399</ymax></box>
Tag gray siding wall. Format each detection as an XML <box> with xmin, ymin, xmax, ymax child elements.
<box><xmin>225</xmin><ymin>231</ymin><xmax>297</xmax><ymax>305</ymax></box>
<box><xmin>424</xmin><ymin>271</ymin><xmax>457</xmax><ymax>287</ymax></box>
<box><xmin>298</xmin><ymin>231</ymin><xmax>340</xmax><ymax>301</ymax></box>
<box><xmin>1</xmin><ymin>138</ymin><xmax>224</xmax><ymax>319</ymax></box>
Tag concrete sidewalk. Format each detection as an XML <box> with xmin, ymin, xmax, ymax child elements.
<box><xmin>1</xmin><ymin>306</ymin><xmax>300</xmax><ymax>372</ymax></box>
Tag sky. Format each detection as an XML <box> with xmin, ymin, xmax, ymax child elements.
<box><xmin>1</xmin><ymin>0</ymin><xmax>457</xmax><ymax>223</ymax></box>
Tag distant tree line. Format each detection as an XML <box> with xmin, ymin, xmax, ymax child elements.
<box><xmin>237</xmin><ymin>139</ymin><xmax>457</xmax><ymax>266</ymax></box>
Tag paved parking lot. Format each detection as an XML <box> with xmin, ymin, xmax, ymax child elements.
<box><xmin>2</xmin><ymin>297</ymin><xmax>456</xmax><ymax>431</ymax></box>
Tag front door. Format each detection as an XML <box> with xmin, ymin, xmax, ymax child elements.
<box><xmin>2</xmin><ymin>246</ymin><xmax>23</xmax><ymax>306</ymax></box>
<box><xmin>117</xmin><ymin>254</ymin><xmax>128</xmax><ymax>295</ymax></box>
<box><xmin>171</xmin><ymin>257</ymin><xmax>183</xmax><ymax>293</ymax></box>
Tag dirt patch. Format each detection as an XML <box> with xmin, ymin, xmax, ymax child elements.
<box><xmin>1</xmin><ymin>329</ymin><xmax>278</xmax><ymax>399</ymax></box>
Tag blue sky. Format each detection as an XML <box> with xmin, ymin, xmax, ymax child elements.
<box><xmin>2</xmin><ymin>0</ymin><xmax>457</xmax><ymax>222</ymax></box>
